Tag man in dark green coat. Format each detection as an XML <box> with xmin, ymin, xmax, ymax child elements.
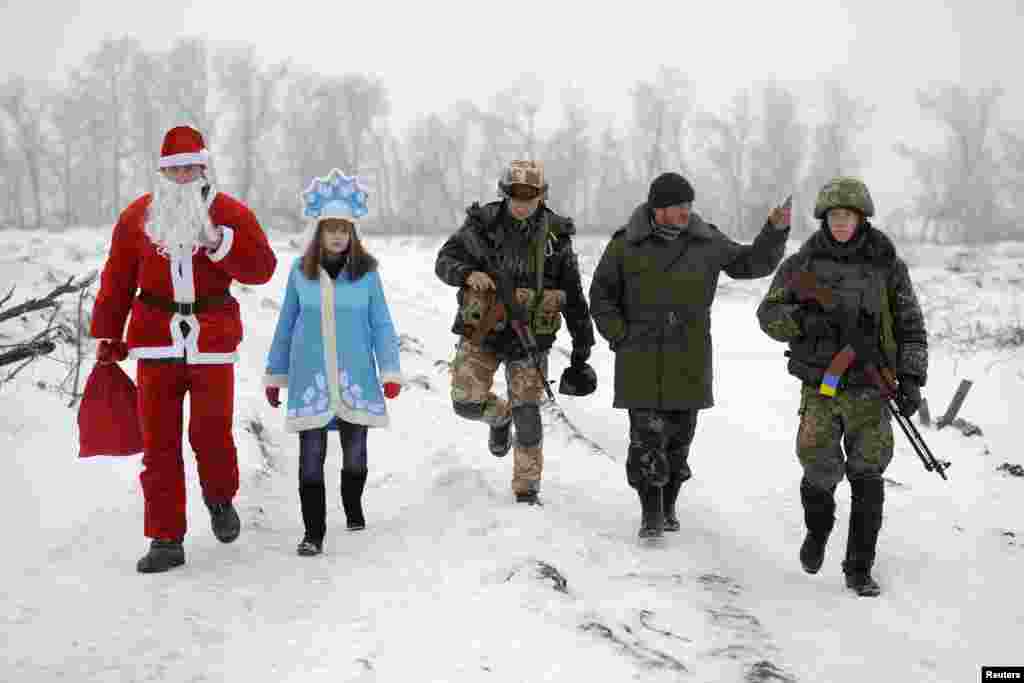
<box><xmin>589</xmin><ymin>172</ymin><xmax>790</xmax><ymax>538</ymax></box>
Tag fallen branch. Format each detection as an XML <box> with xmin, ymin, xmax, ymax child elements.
<box><xmin>0</xmin><ymin>272</ymin><xmax>96</xmax><ymax>325</ymax></box>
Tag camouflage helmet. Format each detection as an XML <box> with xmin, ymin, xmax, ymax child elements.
<box><xmin>814</xmin><ymin>176</ymin><xmax>875</xmax><ymax>219</ymax></box>
<box><xmin>497</xmin><ymin>160</ymin><xmax>548</xmax><ymax>198</ymax></box>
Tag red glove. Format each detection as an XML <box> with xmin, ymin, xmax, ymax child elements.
<box><xmin>265</xmin><ymin>386</ymin><xmax>281</xmax><ymax>407</ymax></box>
<box><xmin>96</xmin><ymin>340</ymin><xmax>128</xmax><ymax>364</ymax></box>
<box><xmin>383</xmin><ymin>382</ymin><xmax>401</xmax><ymax>399</ymax></box>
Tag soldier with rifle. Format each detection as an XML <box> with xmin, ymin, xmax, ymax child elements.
<box><xmin>435</xmin><ymin>161</ymin><xmax>596</xmax><ymax>505</ymax></box>
<box><xmin>757</xmin><ymin>177</ymin><xmax>930</xmax><ymax>597</ymax></box>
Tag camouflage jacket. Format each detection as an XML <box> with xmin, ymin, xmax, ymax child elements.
<box><xmin>589</xmin><ymin>204</ymin><xmax>788</xmax><ymax>410</ymax></box>
<box><xmin>434</xmin><ymin>200</ymin><xmax>595</xmax><ymax>356</ymax></box>
<box><xmin>756</xmin><ymin>224</ymin><xmax>928</xmax><ymax>387</ymax></box>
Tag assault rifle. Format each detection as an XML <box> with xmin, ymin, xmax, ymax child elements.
<box><xmin>785</xmin><ymin>271</ymin><xmax>948</xmax><ymax>480</ymax></box>
<box><xmin>475</xmin><ymin>257</ymin><xmax>556</xmax><ymax>403</ymax></box>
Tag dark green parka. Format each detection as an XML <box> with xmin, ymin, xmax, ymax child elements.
<box><xmin>756</xmin><ymin>223</ymin><xmax>928</xmax><ymax>387</ymax></box>
<box><xmin>435</xmin><ymin>200</ymin><xmax>595</xmax><ymax>358</ymax></box>
<box><xmin>589</xmin><ymin>203</ymin><xmax>788</xmax><ymax>410</ymax></box>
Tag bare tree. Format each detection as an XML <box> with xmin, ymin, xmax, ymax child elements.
<box><xmin>128</xmin><ymin>47</ymin><xmax>167</xmax><ymax>194</ymax></box>
<box><xmin>47</xmin><ymin>87</ymin><xmax>92</xmax><ymax>227</ymax></box>
<box><xmin>698</xmin><ymin>89</ymin><xmax>757</xmax><ymax>234</ymax></box>
<box><xmin>629</xmin><ymin>66</ymin><xmax>695</xmax><ymax>181</ymax></box>
<box><xmin>999</xmin><ymin>128</ymin><xmax>1024</xmax><ymax>229</ymax></box>
<box><xmin>801</xmin><ymin>81</ymin><xmax>874</xmax><ymax>234</ymax></box>
<box><xmin>402</xmin><ymin>113</ymin><xmax>462</xmax><ymax>229</ymax></box>
<box><xmin>83</xmin><ymin>37</ymin><xmax>143</xmax><ymax>219</ymax></box>
<box><xmin>895</xmin><ymin>84</ymin><xmax>1006</xmax><ymax>243</ymax></box>
<box><xmin>590</xmin><ymin>127</ymin><xmax>644</xmax><ymax>231</ymax></box>
<box><xmin>750</xmin><ymin>81</ymin><xmax>807</xmax><ymax>232</ymax></box>
<box><xmin>215</xmin><ymin>44</ymin><xmax>289</xmax><ymax>205</ymax></box>
<box><xmin>164</xmin><ymin>38</ymin><xmax>220</xmax><ymax>181</ymax></box>
<box><xmin>543</xmin><ymin>87</ymin><xmax>592</xmax><ymax>224</ymax></box>
<box><xmin>0</xmin><ymin>77</ymin><xmax>49</xmax><ymax>228</ymax></box>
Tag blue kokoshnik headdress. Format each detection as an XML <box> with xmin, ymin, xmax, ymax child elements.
<box><xmin>302</xmin><ymin>169</ymin><xmax>369</xmax><ymax>222</ymax></box>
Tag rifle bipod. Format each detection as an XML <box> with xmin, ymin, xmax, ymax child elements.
<box><xmin>888</xmin><ymin>399</ymin><xmax>949</xmax><ymax>480</ymax></box>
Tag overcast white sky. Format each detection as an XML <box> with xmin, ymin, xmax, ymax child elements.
<box><xmin>2</xmin><ymin>0</ymin><xmax>1022</xmax><ymax>214</ymax></box>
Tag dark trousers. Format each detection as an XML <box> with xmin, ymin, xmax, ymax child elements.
<box><xmin>626</xmin><ymin>409</ymin><xmax>698</xmax><ymax>489</ymax></box>
<box><xmin>298</xmin><ymin>420</ymin><xmax>369</xmax><ymax>485</ymax></box>
<box><xmin>297</xmin><ymin>420</ymin><xmax>368</xmax><ymax>543</ymax></box>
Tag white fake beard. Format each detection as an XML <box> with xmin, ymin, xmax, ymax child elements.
<box><xmin>145</xmin><ymin>175</ymin><xmax>213</xmax><ymax>255</ymax></box>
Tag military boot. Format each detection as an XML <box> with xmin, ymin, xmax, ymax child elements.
<box><xmin>842</xmin><ymin>477</ymin><xmax>884</xmax><ymax>597</ymax></box>
<box><xmin>136</xmin><ymin>538</ymin><xmax>185</xmax><ymax>573</ymax></box>
<box><xmin>341</xmin><ymin>469</ymin><xmax>368</xmax><ymax>531</ymax></box>
<box><xmin>206</xmin><ymin>499</ymin><xmax>241</xmax><ymax>544</ymax></box>
<box><xmin>662</xmin><ymin>475</ymin><xmax>684</xmax><ymax>532</ymax></box>
<box><xmin>637</xmin><ymin>486</ymin><xmax>664</xmax><ymax>539</ymax></box>
<box><xmin>799</xmin><ymin>478</ymin><xmax>836</xmax><ymax>574</ymax></box>
<box><xmin>489</xmin><ymin>420</ymin><xmax>513</xmax><ymax>457</ymax></box>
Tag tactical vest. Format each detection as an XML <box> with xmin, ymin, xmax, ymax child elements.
<box><xmin>787</xmin><ymin>257</ymin><xmax>898</xmax><ymax>386</ymax></box>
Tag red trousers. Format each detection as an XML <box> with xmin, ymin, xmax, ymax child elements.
<box><xmin>136</xmin><ymin>361</ymin><xmax>239</xmax><ymax>540</ymax></box>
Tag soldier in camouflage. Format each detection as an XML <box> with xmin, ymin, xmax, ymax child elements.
<box><xmin>435</xmin><ymin>161</ymin><xmax>596</xmax><ymax>505</ymax></box>
<box><xmin>756</xmin><ymin>176</ymin><xmax>928</xmax><ymax>597</ymax></box>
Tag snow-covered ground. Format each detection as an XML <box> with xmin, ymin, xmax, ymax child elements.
<box><xmin>2</xmin><ymin>227</ymin><xmax>1022</xmax><ymax>683</ymax></box>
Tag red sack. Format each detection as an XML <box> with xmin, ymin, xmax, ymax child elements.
<box><xmin>78</xmin><ymin>361</ymin><xmax>144</xmax><ymax>457</ymax></box>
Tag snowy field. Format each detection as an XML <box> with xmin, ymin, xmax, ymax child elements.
<box><xmin>1</xmin><ymin>226</ymin><xmax>1022</xmax><ymax>682</ymax></box>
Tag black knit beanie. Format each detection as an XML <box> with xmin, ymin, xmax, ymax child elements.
<box><xmin>648</xmin><ymin>172</ymin><xmax>695</xmax><ymax>209</ymax></box>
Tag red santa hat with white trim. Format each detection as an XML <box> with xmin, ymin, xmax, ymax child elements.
<box><xmin>159</xmin><ymin>125</ymin><xmax>210</xmax><ymax>168</ymax></box>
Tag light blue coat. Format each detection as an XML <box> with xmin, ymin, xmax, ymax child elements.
<box><xmin>264</xmin><ymin>258</ymin><xmax>402</xmax><ymax>432</ymax></box>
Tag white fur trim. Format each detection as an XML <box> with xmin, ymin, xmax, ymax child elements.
<box><xmin>264</xmin><ymin>374</ymin><xmax>289</xmax><ymax>388</ymax></box>
<box><xmin>379</xmin><ymin>372</ymin><xmax>404</xmax><ymax>386</ymax></box>
<box><xmin>320</xmin><ymin>269</ymin><xmax>343</xmax><ymax>411</ymax></box>
<box><xmin>127</xmin><ymin>314</ymin><xmax>238</xmax><ymax>364</ymax></box>
<box><xmin>159</xmin><ymin>149</ymin><xmax>210</xmax><ymax>168</ymax></box>
<box><xmin>168</xmin><ymin>247</ymin><xmax>196</xmax><ymax>303</ymax></box>
<box><xmin>283</xmin><ymin>407</ymin><xmax>389</xmax><ymax>432</ymax></box>
<box><xmin>207</xmin><ymin>226</ymin><xmax>233</xmax><ymax>262</ymax></box>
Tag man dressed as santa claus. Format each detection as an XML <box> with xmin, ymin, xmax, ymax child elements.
<box><xmin>91</xmin><ymin>125</ymin><xmax>277</xmax><ymax>573</ymax></box>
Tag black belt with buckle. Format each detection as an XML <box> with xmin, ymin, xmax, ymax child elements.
<box><xmin>138</xmin><ymin>290</ymin><xmax>233</xmax><ymax>315</ymax></box>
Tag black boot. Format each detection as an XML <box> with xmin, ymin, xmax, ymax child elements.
<box><xmin>637</xmin><ymin>486</ymin><xmax>664</xmax><ymax>538</ymax></box>
<box><xmin>842</xmin><ymin>477</ymin><xmax>884</xmax><ymax>597</ymax></box>
<box><xmin>662</xmin><ymin>475</ymin><xmax>684</xmax><ymax>532</ymax></box>
<box><xmin>299</xmin><ymin>483</ymin><xmax>326</xmax><ymax>555</ymax></box>
<box><xmin>136</xmin><ymin>538</ymin><xmax>185</xmax><ymax>573</ymax></box>
<box><xmin>205</xmin><ymin>499</ymin><xmax>241</xmax><ymax>544</ymax></box>
<box><xmin>489</xmin><ymin>420</ymin><xmax>513</xmax><ymax>457</ymax></box>
<box><xmin>341</xmin><ymin>469</ymin><xmax>368</xmax><ymax>531</ymax></box>
<box><xmin>799</xmin><ymin>478</ymin><xmax>836</xmax><ymax>574</ymax></box>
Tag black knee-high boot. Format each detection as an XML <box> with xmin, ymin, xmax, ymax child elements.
<box><xmin>638</xmin><ymin>485</ymin><xmax>664</xmax><ymax>538</ymax></box>
<box><xmin>842</xmin><ymin>477</ymin><xmax>884</xmax><ymax>596</ymax></box>
<box><xmin>341</xmin><ymin>469</ymin><xmax>368</xmax><ymax>531</ymax></box>
<box><xmin>662</xmin><ymin>475</ymin><xmax>685</xmax><ymax>532</ymax></box>
<box><xmin>799</xmin><ymin>478</ymin><xmax>836</xmax><ymax>574</ymax></box>
<box><xmin>299</xmin><ymin>483</ymin><xmax>326</xmax><ymax>545</ymax></box>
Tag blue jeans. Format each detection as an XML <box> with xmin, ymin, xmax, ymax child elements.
<box><xmin>298</xmin><ymin>419</ymin><xmax>368</xmax><ymax>486</ymax></box>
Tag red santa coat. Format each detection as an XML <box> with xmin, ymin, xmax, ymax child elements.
<box><xmin>91</xmin><ymin>189</ymin><xmax>277</xmax><ymax>362</ymax></box>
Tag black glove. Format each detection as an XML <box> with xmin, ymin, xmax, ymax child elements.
<box><xmin>792</xmin><ymin>307</ymin><xmax>835</xmax><ymax>339</ymax></box>
<box><xmin>559</xmin><ymin>349</ymin><xmax>597</xmax><ymax>396</ymax></box>
<box><xmin>570</xmin><ymin>346</ymin><xmax>591</xmax><ymax>366</ymax></box>
<box><xmin>896</xmin><ymin>376</ymin><xmax>922</xmax><ymax>417</ymax></box>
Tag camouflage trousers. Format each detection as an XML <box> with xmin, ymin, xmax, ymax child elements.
<box><xmin>796</xmin><ymin>384</ymin><xmax>894</xmax><ymax>490</ymax></box>
<box><xmin>626</xmin><ymin>409</ymin><xmax>698</xmax><ymax>490</ymax></box>
<box><xmin>450</xmin><ymin>339</ymin><xmax>548</xmax><ymax>495</ymax></box>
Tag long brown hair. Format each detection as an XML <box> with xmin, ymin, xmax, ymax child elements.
<box><xmin>300</xmin><ymin>218</ymin><xmax>378</xmax><ymax>281</ymax></box>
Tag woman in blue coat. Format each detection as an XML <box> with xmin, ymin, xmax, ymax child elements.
<box><xmin>264</xmin><ymin>170</ymin><xmax>402</xmax><ymax>556</ymax></box>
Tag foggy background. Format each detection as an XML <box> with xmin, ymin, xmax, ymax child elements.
<box><xmin>1</xmin><ymin>0</ymin><xmax>1022</xmax><ymax>241</ymax></box>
